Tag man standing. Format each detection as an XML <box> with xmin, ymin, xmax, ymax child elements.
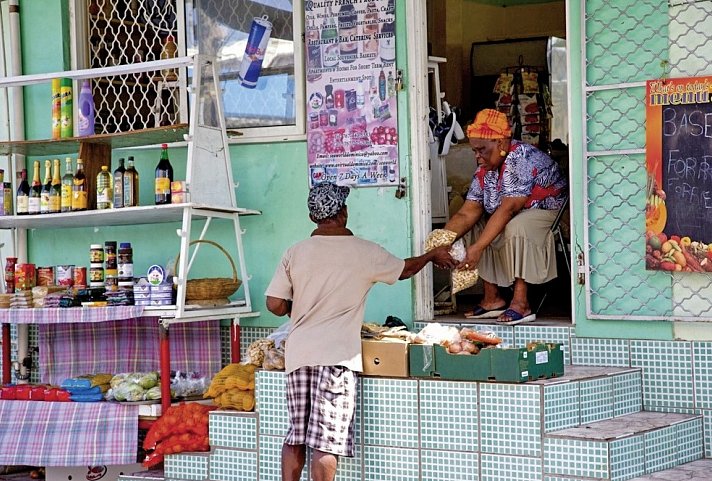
<box><xmin>266</xmin><ymin>182</ymin><xmax>455</xmax><ymax>481</ymax></box>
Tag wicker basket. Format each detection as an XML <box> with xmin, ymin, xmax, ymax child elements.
<box><xmin>174</xmin><ymin>239</ymin><xmax>242</xmax><ymax>301</ymax></box>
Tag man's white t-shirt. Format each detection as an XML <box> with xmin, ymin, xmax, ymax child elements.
<box><xmin>265</xmin><ymin>235</ymin><xmax>405</xmax><ymax>374</ymax></box>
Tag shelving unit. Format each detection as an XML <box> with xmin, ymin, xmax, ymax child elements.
<box><xmin>0</xmin><ymin>55</ymin><xmax>258</xmax><ymax>422</ymax></box>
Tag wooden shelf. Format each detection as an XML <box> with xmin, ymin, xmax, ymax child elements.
<box><xmin>0</xmin><ymin>203</ymin><xmax>261</xmax><ymax>230</ymax></box>
<box><xmin>0</xmin><ymin>124</ymin><xmax>188</xmax><ymax>157</ymax></box>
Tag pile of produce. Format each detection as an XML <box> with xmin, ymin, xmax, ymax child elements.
<box><xmin>645</xmin><ymin>232</ymin><xmax>712</xmax><ymax>272</ymax></box>
<box><xmin>106</xmin><ymin>371</ymin><xmax>162</xmax><ymax>402</ymax></box>
<box><xmin>142</xmin><ymin>402</ymin><xmax>217</xmax><ymax>467</ymax></box>
<box><xmin>203</xmin><ymin>363</ymin><xmax>255</xmax><ymax>411</ymax></box>
<box><xmin>246</xmin><ymin>339</ymin><xmax>285</xmax><ymax>370</ymax></box>
<box><xmin>411</xmin><ymin>323</ymin><xmax>502</xmax><ymax>355</ymax></box>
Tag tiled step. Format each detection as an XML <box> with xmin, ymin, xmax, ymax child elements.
<box><xmin>118</xmin><ymin>469</ymin><xmax>164</xmax><ymax>481</ymax></box>
<box><xmin>629</xmin><ymin>458</ymin><xmax>712</xmax><ymax>480</ymax></box>
<box><xmin>544</xmin><ymin>411</ymin><xmax>704</xmax><ymax>481</ymax></box>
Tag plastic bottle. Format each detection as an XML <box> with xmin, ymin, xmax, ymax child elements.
<box><xmin>60</xmin><ymin>78</ymin><xmax>73</xmax><ymax>138</ymax></box>
<box><xmin>51</xmin><ymin>79</ymin><xmax>62</xmax><ymax>140</ymax></box>
<box><xmin>96</xmin><ymin>165</ymin><xmax>113</xmax><ymax>209</ymax></box>
<box><xmin>77</xmin><ymin>80</ymin><xmax>95</xmax><ymax>137</ymax></box>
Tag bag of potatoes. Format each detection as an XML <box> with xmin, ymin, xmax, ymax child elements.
<box><xmin>424</xmin><ymin>229</ymin><xmax>479</xmax><ymax>294</ymax></box>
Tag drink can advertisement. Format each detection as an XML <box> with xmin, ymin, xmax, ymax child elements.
<box><xmin>237</xmin><ymin>16</ymin><xmax>272</xmax><ymax>89</ymax></box>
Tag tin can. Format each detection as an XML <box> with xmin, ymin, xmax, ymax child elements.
<box><xmin>37</xmin><ymin>267</ymin><xmax>55</xmax><ymax>287</ymax></box>
<box><xmin>236</xmin><ymin>16</ymin><xmax>272</xmax><ymax>89</ymax></box>
<box><xmin>2</xmin><ymin>182</ymin><xmax>12</xmax><ymax>216</ymax></box>
<box><xmin>15</xmin><ymin>263</ymin><xmax>36</xmax><ymax>291</ymax></box>
<box><xmin>72</xmin><ymin>266</ymin><xmax>86</xmax><ymax>288</ymax></box>
<box><xmin>56</xmin><ymin>265</ymin><xmax>74</xmax><ymax>287</ymax></box>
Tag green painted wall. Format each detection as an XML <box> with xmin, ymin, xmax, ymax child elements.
<box><xmin>21</xmin><ymin>0</ymin><xmax>421</xmax><ymax>329</ymax></box>
<box><xmin>566</xmin><ymin>0</ymin><xmax>673</xmax><ymax>340</ymax></box>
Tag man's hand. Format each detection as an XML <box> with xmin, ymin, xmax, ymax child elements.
<box><xmin>430</xmin><ymin>245</ymin><xmax>458</xmax><ymax>269</ymax></box>
<box><xmin>266</xmin><ymin>296</ymin><xmax>291</xmax><ymax>317</ymax></box>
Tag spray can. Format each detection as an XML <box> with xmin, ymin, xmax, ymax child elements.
<box><xmin>77</xmin><ymin>80</ymin><xmax>95</xmax><ymax>137</ymax></box>
<box><xmin>51</xmin><ymin>78</ymin><xmax>62</xmax><ymax>140</ymax></box>
<box><xmin>60</xmin><ymin>78</ymin><xmax>73</xmax><ymax>138</ymax></box>
<box><xmin>237</xmin><ymin>16</ymin><xmax>272</xmax><ymax>89</ymax></box>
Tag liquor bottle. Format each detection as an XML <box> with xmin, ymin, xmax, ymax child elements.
<box><xmin>155</xmin><ymin>144</ymin><xmax>173</xmax><ymax>205</ymax></box>
<box><xmin>305</xmin><ymin>16</ymin><xmax>322</xmax><ymax>82</ymax></box>
<box><xmin>40</xmin><ymin>159</ymin><xmax>52</xmax><ymax>214</ymax></box>
<box><xmin>362</xmin><ymin>1</ymin><xmax>379</xmax><ymax>56</ymax></box>
<box><xmin>379</xmin><ymin>15</ymin><xmax>396</xmax><ymax>65</ymax></box>
<box><xmin>160</xmin><ymin>35</ymin><xmax>178</xmax><ymax>81</ymax></box>
<box><xmin>29</xmin><ymin>160</ymin><xmax>42</xmax><ymax>215</ymax></box>
<box><xmin>72</xmin><ymin>158</ymin><xmax>88</xmax><ymax>211</ymax></box>
<box><xmin>49</xmin><ymin>158</ymin><xmax>61</xmax><ymax>214</ymax></box>
<box><xmin>113</xmin><ymin>157</ymin><xmax>125</xmax><ymax>208</ymax></box>
<box><xmin>338</xmin><ymin>4</ymin><xmax>358</xmax><ymax>64</ymax></box>
<box><xmin>96</xmin><ymin>165</ymin><xmax>113</xmax><ymax>210</ymax></box>
<box><xmin>61</xmin><ymin>157</ymin><xmax>74</xmax><ymax>212</ymax></box>
<box><xmin>321</xmin><ymin>8</ymin><xmax>339</xmax><ymax>68</ymax></box>
<box><xmin>123</xmin><ymin>156</ymin><xmax>139</xmax><ymax>207</ymax></box>
<box><xmin>379</xmin><ymin>69</ymin><xmax>387</xmax><ymax>101</ymax></box>
<box><xmin>16</xmin><ymin>168</ymin><xmax>29</xmax><ymax>216</ymax></box>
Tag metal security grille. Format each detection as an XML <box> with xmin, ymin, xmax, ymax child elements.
<box><xmin>583</xmin><ymin>0</ymin><xmax>712</xmax><ymax>320</ymax></box>
<box><xmin>87</xmin><ymin>0</ymin><xmax>183</xmax><ymax>133</ymax></box>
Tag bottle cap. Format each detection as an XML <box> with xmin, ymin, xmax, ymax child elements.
<box><xmin>119</xmin><ymin>242</ymin><xmax>132</xmax><ymax>249</ymax></box>
<box><xmin>90</xmin><ymin>244</ymin><xmax>102</xmax><ymax>249</ymax></box>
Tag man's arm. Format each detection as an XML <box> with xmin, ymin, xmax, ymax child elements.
<box><xmin>266</xmin><ymin>296</ymin><xmax>291</xmax><ymax>317</ymax></box>
<box><xmin>399</xmin><ymin>245</ymin><xmax>457</xmax><ymax>280</ymax></box>
<box><xmin>443</xmin><ymin>200</ymin><xmax>485</xmax><ymax>240</ymax></box>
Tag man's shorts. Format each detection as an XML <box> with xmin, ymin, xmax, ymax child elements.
<box><xmin>284</xmin><ymin>365</ymin><xmax>358</xmax><ymax>457</ymax></box>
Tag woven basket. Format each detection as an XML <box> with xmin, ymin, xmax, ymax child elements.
<box><xmin>174</xmin><ymin>239</ymin><xmax>242</xmax><ymax>301</ymax></box>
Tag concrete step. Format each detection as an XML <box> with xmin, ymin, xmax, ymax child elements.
<box><xmin>544</xmin><ymin>411</ymin><xmax>704</xmax><ymax>481</ymax></box>
<box><xmin>629</xmin><ymin>458</ymin><xmax>712</xmax><ymax>480</ymax></box>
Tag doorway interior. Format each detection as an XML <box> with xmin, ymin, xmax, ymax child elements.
<box><xmin>424</xmin><ymin>0</ymin><xmax>572</xmax><ymax>323</ymax></box>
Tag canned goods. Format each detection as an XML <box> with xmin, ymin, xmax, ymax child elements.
<box><xmin>15</xmin><ymin>264</ymin><xmax>36</xmax><ymax>291</ymax></box>
<box><xmin>73</xmin><ymin>266</ymin><xmax>87</xmax><ymax>288</ymax></box>
<box><xmin>56</xmin><ymin>265</ymin><xmax>74</xmax><ymax>287</ymax></box>
<box><xmin>37</xmin><ymin>267</ymin><xmax>55</xmax><ymax>287</ymax></box>
<box><xmin>236</xmin><ymin>16</ymin><xmax>273</xmax><ymax>89</ymax></box>
<box><xmin>90</xmin><ymin>244</ymin><xmax>104</xmax><ymax>263</ymax></box>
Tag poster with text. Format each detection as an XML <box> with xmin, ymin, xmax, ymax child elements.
<box><xmin>645</xmin><ymin>75</ymin><xmax>712</xmax><ymax>272</ymax></box>
<box><xmin>305</xmin><ymin>0</ymin><xmax>399</xmax><ymax>188</ymax></box>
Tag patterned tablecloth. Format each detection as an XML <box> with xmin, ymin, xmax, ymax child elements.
<box><xmin>0</xmin><ymin>400</ymin><xmax>139</xmax><ymax>466</ymax></box>
<box><xmin>0</xmin><ymin>306</ymin><xmax>144</xmax><ymax>324</ymax></box>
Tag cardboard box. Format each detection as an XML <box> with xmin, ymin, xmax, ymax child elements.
<box><xmin>46</xmin><ymin>464</ymin><xmax>146</xmax><ymax>481</ymax></box>
<box><xmin>490</xmin><ymin>347</ymin><xmax>530</xmax><ymax>382</ymax></box>
<box><xmin>408</xmin><ymin>344</ymin><xmax>436</xmax><ymax>377</ymax></box>
<box><xmin>527</xmin><ymin>342</ymin><xmax>565</xmax><ymax>380</ymax></box>
<box><xmin>432</xmin><ymin>344</ymin><xmax>492</xmax><ymax>381</ymax></box>
<box><xmin>361</xmin><ymin>338</ymin><xmax>409</xmax><ymax>377</ymax></box>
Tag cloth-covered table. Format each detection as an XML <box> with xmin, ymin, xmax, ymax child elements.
<box><xmin>0</xmin><ymin>400</ymin><xmax>139</xmax><ymax>466</ymax></box>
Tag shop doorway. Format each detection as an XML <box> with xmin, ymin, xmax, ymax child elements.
<box><xmin>422</xmin><ymin>0</ymin><xmax>572</xmax><ymax>323</ymax></box>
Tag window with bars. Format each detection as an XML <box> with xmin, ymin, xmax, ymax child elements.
<box><xmin>82</xmin><ymin>0</ymin><xmax>303</xmax><ymax>138</ymax></box>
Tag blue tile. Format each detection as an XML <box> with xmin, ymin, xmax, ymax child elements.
<box><xmin>631</xmin><ymin>340</ymin><xmax>694</xmax><ymax>409</ymax></box>
<box><xmin>480</xmin><ymin>453</ymin><xmax>542</xmax><ymax>481</ymax></box>
<box><xmin>480</xmin><ymin>383</ymin><xmax>541</xmax><ymax>456</ymax></box>
<box><xmin>571</xmin><ymin>337</ymin><xmax>630</xmax><ymax>367</ymax></box>
<box><xmin>363</xmin><ymin>446</ymin><xmax>418</xmax><ymax>481</ymax></box>
<box><xmin>421</xmin><ymin>450</ymin><xmax>479</xmax><ymax>481</ymax></box>
<box><xmin>420</xmin><ymin>380</ymin><xmax>478</xmax><ymax>452</ymax></box>
<box><xmin>362</xmin><ymin>378</ymin><xmax>418</xmax><ymax>448</ymax></box>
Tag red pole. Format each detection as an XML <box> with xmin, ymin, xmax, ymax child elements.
<box><xmin>2</xmin><ymin>324</ymin><xmax>10</xmax><ymax>384</ymax></box>
<box><xmin>230</xmin><ymin>323</ymin><xmax>241</xmax><ymax>363</ymax></box>
<box><xmin>159</xmin><ymin>323</ymin><xmax>171</xmax><ymax>415</ymax></box>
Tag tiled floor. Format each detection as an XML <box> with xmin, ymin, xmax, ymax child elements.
<box><xmin>629</xmin><ymin>458</ymin><xmax>712</xmax><ymax>480</ymax></box>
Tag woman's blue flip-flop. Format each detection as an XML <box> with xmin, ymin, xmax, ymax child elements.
<box><xmin>465</xmin><ymin>304</ymin><xmax>506</xmax><ymax>319</ymax></box>
<box><xmin>498</xmin><ymin>308</ymin><xmax>536</xmax><ymax>325</ymax></box>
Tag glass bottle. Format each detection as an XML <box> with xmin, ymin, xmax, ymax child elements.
<box><xmin>113</xmin><ymin>157</ymin><xmax>125</xmax><ymax>208</ymax></box>
<box><xmin>40</xmin><ymin>159</ymin><xmax>52</xmax><ymax>214</ymax></box>
<box><xmin>338</xmin><ymin>4</ymin><xmax>358</xmax><ymax>64</ymax></box>
<box><xmin>321</xmin><ymin>8</ymin><xmax>339</xmax><ymax>68</ymax></box>
<box><xmin>72</xmin><ymin>158</ymin><xmax>88</xmax><ymax>211</ymax></box>
<box><xmin>61</xmin><ymin>157</ymin><xmax>74</xmax><ymax>212</ymax></box>
<box><xmin>161</xmin><ymin>35</ymin><xmax>178</xmax><ymax>81</ymax></box>
<box><xmin>49</xmin><ymin>158</ymin><xmax>61</xmax><ymax>214</ymax></box>
<box><xmin>123</xmin><ymin>156</ymin><xmax>139</xmax><ymax>207</ymax></box>
<box><xmin>16</xmin><ymin>168</ymin><xmax>29</xmax><ymax>216</ymax></box>
<box><xmin>155</xmin><ymin>144</ymin><xmax>173</xmax><ymax>205</ymax></box>
<box><xmin>29</xmin><ymin>160</ymin><xmax>42</xmax><ymax>215</ymax></box>
<box><xmin>96</xmin><ymin>165</ymin><xmax>113</xmax><ymax>210</ymax></box>
<box><xmin>362</xmin><ymin>1</ymin><xmax>379</xmax><ymax>56</ymax></box>
<box><xmin>305</xmin><ymin>16</ymin><xmax>322</xmax><ymax>82</ymax></box>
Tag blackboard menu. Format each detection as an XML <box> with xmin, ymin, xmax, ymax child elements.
<box><xmin>645</xmin><ymin>76</ymin><xmax>712</xmax><ymax>272</ymax></box>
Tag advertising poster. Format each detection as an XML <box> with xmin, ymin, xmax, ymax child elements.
<box><xmin>645</xmin><ymin>76</ymin><xmax>712</xmax><ymax>272</ymax></box>
<box><xmin>305</xmin><ymin>0</ymin><xmax>399</xmax><ymax>187</ymax></box>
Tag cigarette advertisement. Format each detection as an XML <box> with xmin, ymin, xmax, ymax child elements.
<box><xmin>305</xmin><ymin>0</ymin><xmax>399</xmax><ymax>188</ymax></box>
<box><xmin>645</xmin><ymin>75</ymin><xmax>712</xmax><ymax>272</ymax></box>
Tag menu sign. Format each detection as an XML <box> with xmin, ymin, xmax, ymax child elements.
<box><xmin>305</xmin><ymin>0</ymin><xmax>400</xmax><ymax>188</ymax></box>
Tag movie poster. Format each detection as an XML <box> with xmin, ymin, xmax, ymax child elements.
<box><xmin>305</xmin><ymin>0</ymin><xmax>399</xmax><ymax>187</ymax></box>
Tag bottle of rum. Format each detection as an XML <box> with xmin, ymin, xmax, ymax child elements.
<box><xmin>49</xmin><ymin>158</ymin><xmax>61</xmax><ymax>214</ymax></box>
<box><xmin>40</xmin><ymin>160</ymin><xmax>52</xmax><ymax>214</ymax></box>
<box><xmin>16</xmin><ymin>168</ymin><xmax>30</xmax><ymax>215</ymax></box>
<box><xmin>72</xmin><ymin>158</ymin><xmax>88</xmax><ymax>211</ymax></box>
<box><xmin>154</xmin><ymin>144</ymin><xmax>173</xmax><ymax>205</ymax></box>
<box><xmin>96</xmin><ymin>165</ymin><xmax>113</xmax><ymax>210</ymax></box>
<box><xmin>29</xmin><ymin>160</ymin><xmax>42</xmax><ymax>215</ymax></box>
<box><xmin>61</xmin><ymin>157</ymin><xmax>74</xmax><ymax>212</ymax></box>
<box><xmin>123</xmin><ymin>156</ymin><xmax>139</xmax><ymax>207</ymax></box>
<box><xmin>113</xmin><ymin>157</ymin><xmax>125</xmax><ymax>208</ymax></box>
